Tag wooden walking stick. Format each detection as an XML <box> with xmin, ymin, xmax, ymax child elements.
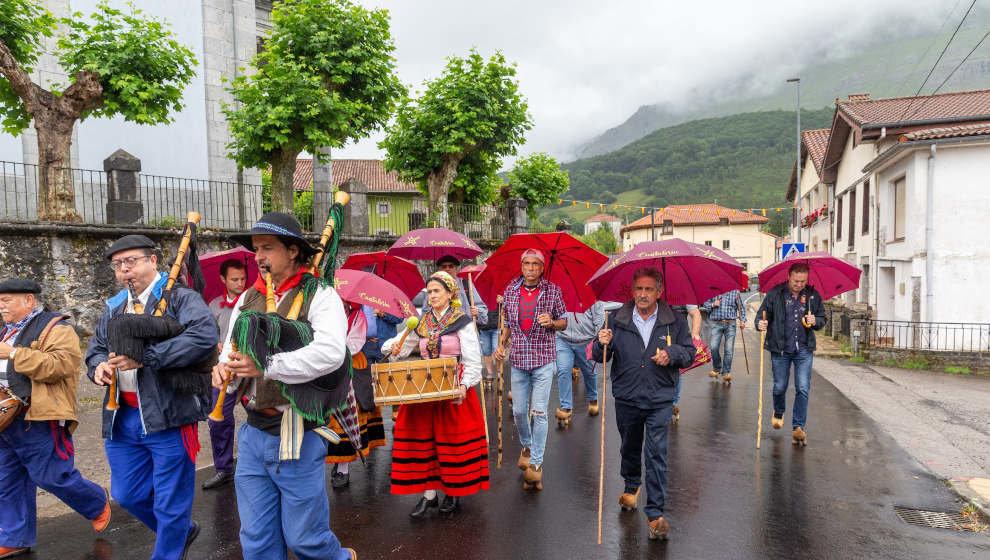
<box><xmin>756</xmin><ymin>310</ymin><xmax>767</xmax><ymax>449</ymax></box>
<box><xmin>738</xmin><ymin>293</ymin><xmax>751</xmax><ymax>376</ymax></box>
<box><xmin>597</xmin><ymin>310</ymin><xmax>611</xmax><ymax>546</ymax></box>
<box><xmin>495</xmin><ymin>298</ymin><xmax>505</xmax><ymax>469</ymax></box>
<box><xmin>467</xmin><ymin>274</ymin><xmax>490</xmax><ymax>448</ymax></box>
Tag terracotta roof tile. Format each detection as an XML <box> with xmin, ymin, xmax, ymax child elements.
<box><xmin>293</xmin><ymin>159</ymin><xmax>419</xmax><ymax>193</ymax></box>
<box><xmin>621</xmin><ymin>204</ymin><xmax>768</xmax><ymax>233</ymax></box>
<box><xmin>803</xmin><ymin>129</ymin><xmax>830</xmax><ymax>177</ymax></box>
<box><xmin>837</xmin><ymin>89</ymin><xmax>990</xmax><ymax>127</ymax></box>
<box><xmin>898</xmin><ymin>121</ymin><xmax>990</xmax><ymax>141</ymax></box>
<box><xmin>584</xmin><ymin>213</ymin><xmax>622</xmax><ymax>223</ymax></box>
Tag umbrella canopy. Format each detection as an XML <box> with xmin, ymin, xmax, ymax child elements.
<box><xmin>199</xmin><ymin>247</ymin><xmax>259</xmax><ymax>304</ymax></box>
<box><xmin>456</xmin><ymin>264</ymin><xmax>485</xmax><ymax>279</ymax></box>
<box><xmin>477</xmin><ymin>232</ymin><xmax>608</xmax><ymax>312</ymax></box>
<box><xmin>588</xmin><ymin>239</ymin><xmax>744</xmax><ymax>305</ymax></box>
<box><xmin>388</xmin><ymin>228</ymin><xmax>483</xmax><ymax>261</ymax></box>
<box><xmin>758</xmin><ymin>251</ymin><xmax>862</xmax><ymax>300</ymax></box>
<box><xmin>341</xmin><ymin>251</ymin><xmax>425</xmax><ymax>300</ymax></box>
<box><xmin>333</xmin><ymin>269</ymin><xmax>417</xmax><ymax>318</ymax></box>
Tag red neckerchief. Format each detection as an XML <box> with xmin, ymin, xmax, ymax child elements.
<box><xmin>219</xmin><ymin>293</ymin><xmax>238</xmax><ymax>308</ymax></box>
<box><xmin>251</xmin><ymin>267</ymin><xmax>305</xmax><ymax>297</ymax></box>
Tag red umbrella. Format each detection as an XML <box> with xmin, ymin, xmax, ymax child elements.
<box><xmin>478</xmin><ymin>232</ymin><xmax>607</xmax><ymax>312</ymax></box>
<box><xmin>758</xmin><ymin>251</ymin><xmax>861</xmax><ymax>300</ymax></box>
<box><xmin>199</xmin><ymin>247</ymin><xmax>258</xmax><ymax>304</ymax></box>
<box><xmin>341</xmin><ymin>251</ymin><xmax>425</xmax><ymax>300</ymax></box>
<box><xmin>388</xmin><ymin>228</ymin><xmax>483</xmax><ymax>261</ymax></box>
<box><xmin>333</xmin><ymin>269</ymin><xmax>417</xmax><ymax>318</ymax></box>
<box><xmin>588</xmin><ymin>239</ymin><xmax>743</xmax><ymax>305</ymax></box>
<box><xmin>456</xmin><ymin>264</ymin><xmax>485</xmax><ymax>278</ymax></box>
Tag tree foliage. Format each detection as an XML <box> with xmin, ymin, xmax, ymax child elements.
<box><xmin>507</xmin><ymin>152</ymin><xmax>569</xmax><ymax>218</ymax></box>
<box><xmin>579</xmin><ymin>224</ymin><xmax>619</xmax><ymax>255</ymax></box>
<box><xmin>380</xmin><ymin>49</ymin><xmax>532</xmax><ymax>210</ymax></box>
<box><xmin>224</xmin><ymin>0</ymin><xmax>404</xmax><ymax>212</ymax></box>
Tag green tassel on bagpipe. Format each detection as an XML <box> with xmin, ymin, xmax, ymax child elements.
<box><xmin>317</xmin><ymin>202</ymin><xmax>344</xmax><ymax>287</ymax></box>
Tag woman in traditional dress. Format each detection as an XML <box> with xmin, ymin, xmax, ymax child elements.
<box><xmin>382</xmin><ymin>271</ymin><xmax>489</xmax><ymax>518</ymax></box>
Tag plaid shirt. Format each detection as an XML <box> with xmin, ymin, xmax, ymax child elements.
<box><xmin>502</xmin><ymin>276</ymin><xmax>566</xmax><ymax>370</ymax></box>
<box><xmin>702</xmin><ymin>290</ymin><xmax>747</xmax><ymax>323</ymax></box>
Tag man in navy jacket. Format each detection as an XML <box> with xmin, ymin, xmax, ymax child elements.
<box><xmin>593</xmin><ymin>266</ymin><xmax>694</xmax><ymax>541</ymax></box>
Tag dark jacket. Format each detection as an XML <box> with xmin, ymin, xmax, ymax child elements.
<box><xmin>86</xmin><ymin>274</ymin><xmax>218</xmax><ymax>437</ymax></box>
<box><xmin>592</xmin><ymin>300</ymin><xmax>695</xmax><ymax>409</ymax></box>
<box><xmin>754</xmin><ymin>283</ymin><xmax>827</xmax><ymax>353</ymax></box>
<box><xmin>361</xmin><ymin>311</ymin><xmax>402</xmax><ymax>362</ymax></box>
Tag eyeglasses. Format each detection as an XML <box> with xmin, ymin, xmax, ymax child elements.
<box><xmin>110</xmin><ymin>255</ymin><xmax>151</xmax><ymax>271</ymax></box>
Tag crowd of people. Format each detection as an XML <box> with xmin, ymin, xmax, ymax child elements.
<box><xmin>0</xmin><ymin>210</ymin><xmax>828</xmax><ymax>559</ymax></box>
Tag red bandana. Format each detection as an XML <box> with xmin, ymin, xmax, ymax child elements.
<box><xmin>251</xmin><ymin>267</ymin><xmax>305</xmax><ymax>297</ymax></box>
<box><xmin>219</xmin><ymin>294</ymin><xmax>238</xmax><ymax>308</ymax></box>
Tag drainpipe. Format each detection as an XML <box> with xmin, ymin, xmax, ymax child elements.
<box><xmin>925</xmin><ymin>144</ymin><xmax>935</xmax><ymax>321</ymax></box>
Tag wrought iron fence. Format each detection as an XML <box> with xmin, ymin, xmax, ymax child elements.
<box><xmin>367</xmin><ymin>195</ymin><xmax>511</xmax><ymax>240</ymax></box>
<box><xmin>866</xmin><ymin>319</ymin><xmax>990</xmax><ymax>353</ymax></box>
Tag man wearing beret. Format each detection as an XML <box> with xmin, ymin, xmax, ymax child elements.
<box><xmin>86</xmin><ymin>235</ymin><xmax>218</xmax><ymax>560</ymax></box>
<box><xmin>0</xmin><ymin>279</ymin><xmax>110</xmax><ymax>558</ymax></box>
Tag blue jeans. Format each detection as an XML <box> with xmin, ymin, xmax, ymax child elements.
<box><xmin>709</xmin><ymin>321</ymin><xmax>737</xmax><ymax>374</ymax></box>
<box><xmin>105</xmin><ymin>405</ymin><xmax>195</xmax><ymax>560</ymax></box>
<box><xmin>555</xmin><ymin>338</ymin><xmax>598</xmax><ymax>410</ymax></box>
<box><xmin>235</xmin><ymin>424</ymin><xmax>349</xmax><ymax>560</ymax></box>
<box><xmin>511</xmin><ymin>361</ymin><xmax>555</xmax><ymax>466</ymax></box>
<box><xmin>478</xmin><ymin>329</ymin><xmax>499</xmax><ymax>356</ymax></box>
<box><xmin>615</xmin><ymin>400</ymin><xmax>673</xmax><ymax>521</ymax></box>
<box><xmin>771</xmin><ymin>349</ymin><xmax>814</xmax><ymax>429</ymax></box>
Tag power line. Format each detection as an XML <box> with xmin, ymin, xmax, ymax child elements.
<box><xmin>897</xmin><ymin>0</ymin><xmax>977</xmax><ymax>121</ymax></box>
<box><xmin>893</xmin><ymin>0</ymin><xmax>965</xmax><ymax>97</ymax></box>
<box><xmin>903</xmin><ymin>25</ymin><xmax>990</xmax><ymax>121</ymax></box>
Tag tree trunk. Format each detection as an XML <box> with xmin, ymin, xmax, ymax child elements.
<box><xmin>426</xmin><ymin>154</ymin><xmax>462</xmax><ymax>226</ymax></box>
<box><xmin>35</xmin><ymin>116</ymin><xmax>80</xmax><ymax>222</ymax></box>
<box><xmin>270</xmin><ymin>147</ymin><xmax>300</xmax><ymax>215</ymax></box>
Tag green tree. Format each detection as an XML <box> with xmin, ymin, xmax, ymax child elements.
<box><xmin>224</xmin><ymin>0</ymin><xmax>404</xmax><ymax>213</ymax></box>
<box><xmin>0</xmin><ymin>0</ymin><xmax>195</xmax><ymax>220</ymax></box>
<box><xmin>579</xmin><ymin>225</ymin><xmax>618</xmax><ymax>255</ymax></box>
<box><xmin>507</xmin><ymin>152</ymin><xmax>569</xmax><ymax>218</ymax></box>
<box><xmin>380</xmin><ymin>50</ymin><xmax>532</xmax><ymax>212</ymax></box>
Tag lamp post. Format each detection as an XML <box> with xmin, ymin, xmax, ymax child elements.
<box><xmin>787</xmin><ymin>78</ymin><xmax>801</xmax><ymax>244</ymax></box>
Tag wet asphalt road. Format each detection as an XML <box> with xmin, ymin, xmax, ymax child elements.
<box><xmin>32</xmin><ymin>329</ymin><xmax>990</xmax><ymax>559</ymax></box>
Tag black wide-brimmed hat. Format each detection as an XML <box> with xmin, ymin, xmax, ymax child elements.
<box><xmin>105</xmin><ymin>234</ymin><xmax>157</xmax><ymax>260</ymax></box>
<box><xmin>0</xmin><ymin>278</ymin><xmax>41</xmax><ymax>294</ymax></box>
<box><xmin>230</xmin><ymin>212</ymin><xmax>319</xmax><ymax>257</ymax></box>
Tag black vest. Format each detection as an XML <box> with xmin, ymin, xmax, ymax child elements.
<box><xmin>5</xmin><ymin>311</ymin><xmax>69</xmax><ymax>400</ymax></box>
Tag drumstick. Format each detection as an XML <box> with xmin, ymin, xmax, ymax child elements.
<box><xmin>597</xmin><ymin>311</ymin><xmax>610</xmax><ymax>546</ymax></box>
<box><xmin>757</xmin><ymin>311</ymin><xmax>767</xmax><ymax>449</ymax></box>
<box><xmin>467</xmin><ymin>274</ymin><xmax>491</xmax><ymax>450</ymax></box>
<box><xmin>391</xmin><ymin>316</ymin><xmax>420</xmax><ymax>357</ymax></box>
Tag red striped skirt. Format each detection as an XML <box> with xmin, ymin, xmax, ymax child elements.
<box><xmin>390</xmin><ymin>386</ymin><xmax>490</xmax><ymax>497</ymax></box>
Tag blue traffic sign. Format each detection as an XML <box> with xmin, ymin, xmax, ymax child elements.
<box><xmin>781</xmin><ymin>243</ymin><xmax>806</xmax><ymax>259</ymax></box>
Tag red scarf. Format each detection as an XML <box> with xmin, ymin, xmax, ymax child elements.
<box><xmin>219</xmin><ymin>293</ymin><xmax>238</xmax><ymax>308</ymax></box>
<box><xmin>251</xmin><ymin>267</ymin><xmax>305</xmax><ymax>297</ymax></box>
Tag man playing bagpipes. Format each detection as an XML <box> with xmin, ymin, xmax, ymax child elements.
<box><xmin>0</xmin><ymin>279</ymin><xmax>110</xmax><ymax>559</ymax></box>
<box><xmin>212</xmin><ymin>211</ymin><xmax>356</xmax><ymax>560</ymax></box>
<box><xmin>86</xmin><ymin>233</ymin><xmax>218</xmax><ymax>560</ymax></box>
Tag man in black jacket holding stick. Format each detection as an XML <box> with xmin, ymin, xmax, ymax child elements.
<box><xmin>593</xmin><ymin>266</ymin><xmax>694</xmax><ymax>541</ymax></box>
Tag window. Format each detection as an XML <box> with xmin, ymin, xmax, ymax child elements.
<box><xmin>741</xmin><ymin>262</ymin><xmax>748</xmax><ymax>271</ymax></box>
<box><xmin>836</xmin><ymin>196</ymin><xmax>843</xmax><ymax>240</ymax></box>
<box><xmin>894</xmin><ymin>177</ymin><xmax>906</xmax><ymax>240</ymax></box>
<box><xmin>862</xmin><ymin>179</ymin><xmax>870</xmax><ymax>235</ymax></box>
<box><xmin>722</xmin><ymin>240</ymin><xmax>730</xmax><ymax>250</ymax></box>
<box><xmin>719</xmin><ymin>218</ymin><xmax>729</xmax><ymax>226</ymax></box>
<box><xmin>376</xmin><ymin>200</ymin><xmax>392</xmax><ymax>217</ymax></box>
<box><xmin>848</xmin><ymin>187</ymin><xmax>856</xmax><ymax>248</ymax></box>
<box><xmin>661</xmin><ymin>220</ymin><xmax>673</xmax><ymax>235</ymax></box>
<box><xmin>704</xmin><ymin>240</ymin><xmax>713</xmax><ymax>246</ymax></box>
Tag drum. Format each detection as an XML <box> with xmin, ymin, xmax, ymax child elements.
<box><xmin>372</xmin><ymin>357</ymin><xmax>460</xmax><ymax>405</ymax></box>
<box><xmin>0</xmin><ymin>386</ymin><xmax>24</xmax><ymax>433</ymax></box>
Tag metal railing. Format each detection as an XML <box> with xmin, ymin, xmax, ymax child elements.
<box><xmin>866</xmin><ymin>319</ymin><xmax>990</xmax><ymax>353</ymax></box>
<box><xmin>368</xmin><ymin>195</ymin><xmax>511</xmax><ymax>240</ymax></box>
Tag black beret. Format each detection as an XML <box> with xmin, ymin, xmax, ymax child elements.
<box><xmin>105</xmin><ymin>235</ymin><xmax>157</xmax><ymax>260</ymax></box>
<box><xmin>0</xmin><ymin>278</ymin><xmax>41</xmax><ymax>294</ymax></box>
<box><xmin>435</xmin><ymin>254</ymin><xmax>461</xmax><ymax>267</ymax></box>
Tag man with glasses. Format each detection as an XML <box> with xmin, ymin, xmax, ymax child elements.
<box><xmin>87</xmin><ymin>235</ymin><xmax>218</xmax><ymax>560</ymax></box>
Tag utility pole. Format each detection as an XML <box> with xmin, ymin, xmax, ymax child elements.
<box><xmin>787</xmin><ymin>78</ymin><xmax>802</xmax><ymax>244</ymax></box>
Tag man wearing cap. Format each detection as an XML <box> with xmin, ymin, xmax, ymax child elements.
<box><xmin>212</xmin><ymin>213</ymin><xmax>356</xmax><ymax>560</ymax></box>
<box><xmin>434</xmin><ymin>255</ymin><xmax>488</xmax><ymax>325</ymax></box>
<box><xmin>0</xmin><ymin>279</ymin><xmax>110</xmax><ymax>558</ymax></box>
<box><xmin>203</xmin><ymin>258</ymin><xmax>248</xmax><ymax>491</ymax></box>
<box><xmin>493</xmin><ymin>248</ymin><xmax>566</xmax><ymax>491</ymax></box>
<box><xmin>86</xmin><ymin>235</ymin><xmax>218</xmax><ymax>560</ymax></box>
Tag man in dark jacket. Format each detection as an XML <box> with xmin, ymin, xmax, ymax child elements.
<box><xmin>592</xmin><ymin>266</ymin><xmax>694</xmax><ymax>541</ymax></box>
<box><xmin>87</xmin><ymin>235</ymin><xmax>218</xmax><ymax>560</ymax></box>
<box><xmin>755</xmin><ymin>262</ymin><xmax>827</xmax><ymax>446</ymax></box>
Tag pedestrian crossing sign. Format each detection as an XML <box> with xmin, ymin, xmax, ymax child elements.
<box><xmin>781</xmin><ymin>243</ymin><xmax>805</xmax><ymax>259</ymax></box>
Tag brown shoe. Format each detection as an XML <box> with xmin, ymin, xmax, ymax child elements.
<box><xmin>92</xmin><ymin>488</ymin><xmax>111</xmax><ymax>532</ymax></box>
<box><xmin>588</xmin><ymin>400</ymin><xmax>599</xmax><ymax>416</ymax></box>
<box><xmin>771</xmin><ymin>414</ymin><xmax>784</xmax><ymax>430</ymax></box>
<box><xmin>618</xmin><ymin>486</ymin><xmax>641</xmax><ymax>510</ymax></box>
<box><xmin>523</xmin><ymin>463</ymin><xmax>543</xmax><ymax>490</ymax></box>
<box><xmin>708</xmin><ymin>370</ymin><xmax>719</xmax><ymax>378</ymax></box>
<box><xmin>792</xmin><ymin>426</ymin><xmax>807</xmax><ymax>447</ymax></box>
<box><xmin>345</xmin><ymin>548</ymin><xmax>357</xmax><ymax>559</ymax></box>
<box><xmin>722</xmin><ymin>373</ymin><xmax>732</xmax><ymax>382</ymax></box>
<box><xmin>648</xmin><ymin>517</ymin><xmax>670</xmax><ymax>540</ymax></box>
<box><xmin>0</xmin><ymin>547</ymin><xmax>29</xmax><ymax>558</ymax></box>
<box><xmin>672</xmin><ymin>405</ymin><xmax>680</xmax><ymax>423</ymax></box>
<box><xmin>517</xmin><ymin>447</ymin><xmax>531</xmax><ymax>471</ymax></box>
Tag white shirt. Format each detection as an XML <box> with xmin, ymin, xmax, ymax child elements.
<box><xmin>631</xmin><ymin>305</ymin><xmax>658</xmax><ymax>348</ymax></box>
<box><xmin>119</xmin><ymin>279</ymin><xmax>157</xmax><ymax>392</ymax></box>
<box><xmin>381</xmin><ymin>307</ymin><xmax>482</xmax><ymax>388</ymax></box>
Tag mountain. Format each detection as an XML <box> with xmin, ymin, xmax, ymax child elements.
<box><xmin>539</xmin><ymin>107</ymin><xmax>834</xmax><ymax>232</ymax></box>
<box><xmin>573</xmin><ymin>17</ymin><xmax>990</xmax><ymax>159</ymax></box>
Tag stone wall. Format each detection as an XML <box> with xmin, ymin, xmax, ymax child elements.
<box><xmin>0</xmin><ymin>223</ymin><xmax>499</xmax><ymax>338</ymax></box>
<box><xmin>863</xmin><ymin>347</ymin><xmax>989</xmax><ymax>374</ymax></box>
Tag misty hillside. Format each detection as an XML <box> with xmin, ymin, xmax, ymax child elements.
<box><xmin>574</xmin><ymin>18</ymin><xmax>990</xmax><ymax>159</ymax></box>
<box><xmin>538</xmin><ymin>108</ymin><xmax>834</xmax><ymax>230</ymax></box>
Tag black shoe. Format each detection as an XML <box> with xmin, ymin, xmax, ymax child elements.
<box><xmin>201</xmin><ymin>471</ymin><xmax>234</xmax><ymax>490</ymax></box>
<box><xmin>331</xmin><ymin>466</ymin><xmax>350</xmax><ymax>489</ymax></box>
<box><xmin>180</xmin><ymin>522</ymin><xmax>200</xmax><ymax>560</ymax></box>
<box><xmin>439</xmin><ymin>495</ymin><xmax>460</xmax><ymax>515</ymax></box>
<box><xmin>409</xmin><ymin>496</ymin><xmax>439</xmax><ymax>519</ymax></box>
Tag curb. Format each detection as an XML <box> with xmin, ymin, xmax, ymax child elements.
<box><xmin>949</xmin><ymin>478</ymin><xmax>990</xmax><ymax>523</ymax></box>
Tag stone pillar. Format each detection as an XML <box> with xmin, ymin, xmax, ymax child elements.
<box><xmin>104</xmin><ymin>149</ymin><xmax>142</xmax><ymax>224</ymax></box>
<box><xmin>312</xmin><ymin>148</ymin><xmax>333</xmax><ymax>230</ymax></box>
<box><xmin>339</xmin><ymin>178</ymin><xmax>368</xmax><ymax>236</ymax></box>
<box><xmin>507</xmin><ymin>197</ymin><xmax>528</xmax><ymax>235</ymax></box>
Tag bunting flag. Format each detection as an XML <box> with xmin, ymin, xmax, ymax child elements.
<box><xmin>550</xmin><ymin>198</ymin><xmax>797</xmax><ymax>217</ymax></box>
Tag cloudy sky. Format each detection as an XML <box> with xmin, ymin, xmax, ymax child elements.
<box><xmin>337</xmin><ymin>0</ymin><xmax>962</xmax><ymax>164</ymax></box>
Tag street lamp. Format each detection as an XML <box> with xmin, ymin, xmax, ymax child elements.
<box><xmin>787</xmin><ymin>78</ymin><xmax>801</xmax><ymax>244</ymax></box>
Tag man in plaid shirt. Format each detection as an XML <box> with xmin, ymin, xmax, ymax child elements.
<box><xmin>494</xmin><ymin>249</ymin><xmax>566</xmax><ymax>490</ymax></box>
<box><xmin>701</xmin><ymin>289</ymin><xmax>746</xmax><ymax>382</ymax></box>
